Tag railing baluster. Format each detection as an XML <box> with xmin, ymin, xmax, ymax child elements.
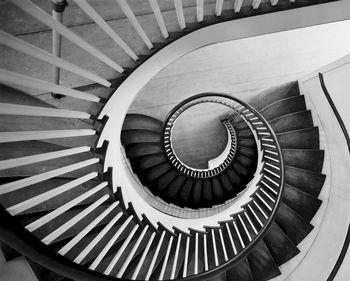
<box><xmin>0</xmin><ymin>30</ymin><xmax>111</xmax><ymax>87</ymax></box>
<box><xmin>245</xmin><ymin>212</ymin><xmax>258</xmax><ymax>235</ymax></box>
<box><xmin>215</xmin><ymin>0</ymin><xmax>224</xmax><ymax>16</ymax></box>
<box><xmin>174</xmin><ymin>0</ymin><xmax>186</xmax><ymax>30</ymax></box>
<box><xmin>211</xmin><ymin>229</ymin><xmax>219</xmax><ymax>266</ymax></box>
<box><xmin>89</xmin><ymin>215</ymin><xmax>134</xmax><ymax>270</ymax></box>
<box><xmin>196</xmin><ymin>0</ymin><xmax>204</xmax><ymax>22</ymax></box>
<box><xmin>132</xmin><ymin>231</ymin><xmax>156</xmax><ymax>280</ymax></box>
<box><xmin>270</xmin><ymin>0</ymin><xmax>279</xmax><ymax>6</ymax></box>
<box><xmin>239</xmin><ymin>214</ymin><xmax>252</xmax><ymax>242</ymax></box>
<box><xmin>105</xmin><ymin>224</ymin><xmax>139</xmax><ymax>275</ymax></box>
<box><xmin>73</xmin><ymin>0</ymin><xmax>138</xmax><ymax>60</ymax></box>
<box><xmin>0</xmin><ymin>129</ymin><xmax>95</xmax><ymax>143</ymax></box>
<box><xmin>254</xmin><ymin>201</ymin><xmax>268</xmax><ymax>219</ymax></box>
<box><xmin>170</xmin><ymin>233</ymin><xmax>182</xmax><ymax>279</ymax></box>
<box><xmin>117</xmin><ymin>225</ymin><xmax>149</xmax><ymax>277</ymax></box>
<box><xmin>8</xmin><ymin>172</ymin><xmax>98</xmax><ymax>216</ymax></box>
<box><xmin>233</xmin><ymin>221</ymin><xmax>245</xmax><ymax>248</ymax></box>
<box><xmin>234</xmin><ymin>0</ymin><xmax>243</xmax><ymax>12</ymax></box>
<box><xmin>0</xmin><ymin>103</ymin><xmax>91</xmax><ymax>119</ymax></box>
<box><xmin>145</xmin><ymin>230</ymin><xmax>166</xmax><ymax>280</ymax></box>
<box><xmin>252</xmin><ymin>0</ymin><xmax>261</xmax><ymax>9</ymax></box>
<box><xmin>116</xmin><ymin>0</ymin><xmax>153</xmax><ymax>49</ymax></box>
<box><xmin>149</xmin><ymin>0</ymin><xmax>169</xmax><ymax>38</ymax></box>
<box><xmin>194</xmin><ymin>232</ymin><xmax>199</xmax><ymax>274</ymax></box>
<box><xmin>0</xmin><ymin>158</ymin><xmax>99</xmax><ymax>195</ymax></box>
<box><xmin>256</xmin><ymin>193</ymin><xmax>273</xmax><ymax>211</ymax></box>
<box><xmin>42</xmin><ymin>194</ymin><xmax>109</xmax><ymax>245</ymax></box>
<box><xmin>159</xmin><ymin>235</ymin><xmax>174</xmax><ymax>280</ymax></box>
<box><xmin>248</xmin><ymin>205</ymin><xmax>263</xmax><ymax>227</ymax></box>
<box><xmin>74</xmin><ymin>212</ymin><xmax>124</xmax><ymax>263</ymax></box>
<box><xmin>264</xmin><ymin>167</ymin><xmax>280</xmax><ymax>178</ymax></box>
<box><xmin>219</xmin><ymin>228</ymin><xmax>228</xmax><ymax>261</ymax></box>
<box><xmin>261</xmin><ymin>188</ymin><xmax>276</xmax><ymax>203</ymax></box>
<box><xmin>225</xmin><ymin>223</ymin><xmax>237</xmax><ymax>255</ymax></box>
<box><xmin>0</xmin><ymin>146</ymin><xmax>90</xmax><ymax>171</ymax></box>
<box><xmin>182</xmin><ymin>235</ymin><xmax>190</xmax><ymax>277</ymax></box>
<box><xmin>10</xmin><ymin>0</ymin><xmax>124</xmax><ymax>72</ymax></box>
<box><xmin>203</xmin><ymin>234</ymin><xmax>208</xmax><ymax>271</ymax></box>
<box><xmin>59</xmin><ymin>201</ymin><xmax>119</xmax><ymax>255</ymax></box>
<box><xmin>0</xmin><ymin>69</ymin><xmax>100</xmax><ymax>102</ymax></box>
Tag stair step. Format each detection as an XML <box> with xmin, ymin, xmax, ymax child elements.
<box><xmin>226</xmin><ymin>257</ymin><xmax>254</xmax><ymax>281</ymax></box>
<box><xmin>165</xmin><ymin>174</ymin><xmax>187</xmax><ymax>199</ymax></box>
<box><xmin>212</xmin><ymin>177</ymin><xmax>224</xmax><ymax>203</ymax></box>
<box><xmin>225</xmin><ymin>166</ymin><xmax>244</xmax><ymax>188</ymax></box>
<box><xmin>275</xmin><ymin>202</ymin><xmax>314</xmax><ymax>245</ymax></box>
<box><xmin>236</xmin><ymin>153</ymin><xmax>257</xmax><ymax>169</ymax></box>
<box><xmin>282</xmin><ymin>149</ymin><xmax>324</xmax><ymax>173</ymax></box>
<box><xmin>178</xmin><ymin>178</ymin><xmax>194</xmax><ymax>203</ymax></box>
<box><xmin>232</xmin><ymin>161</ymin><xmax>250</xmax><ymax>179</ymax></box>
<box><xmin>237</xmin><ymin>146</ymin><xmax>257</xmax><ymax>159</ymax></box>
<box><xmin>282</xmin><ymin>183</ymin><xmax>322</xmax><ymax>222</ymax></box>
<box><xmin>249</xmin><ymin>81</ymin><xmax>300</xmax><ymax>111</ymax></box>
<box><xmin>264</xmin><ymin>221</ymin><xmax>300</xmax><ymax>266</ymax></box>
<box><xmin>277</xmin><ymin>127</ymin><xmax>319</xmax><ymax>149</ymax></box>
<box><xmin>269</xmin><ymin>110</ymin><xmax>314</xmax><ymax>134</ymax></box>
<box><xmin>151</xmin><ymin>169</ymin><xmax>179</xmax><ymax>192</ymax></box>
<box><xmin>143</xmin><ymin>162</ymin><xmax>173</xmax><ymax>183</ymax></box>
<box><xmin>238</xmin><ymin>138</ymin><xmax>256</xmax><ymax>149</ymax></box>
<box><xmin>247</xmin><ymin>240</ymin><xmax>281</xmax><ymax>281</ymax></box>
<box><xmin>122</xmin><ymin>114</ymin><xmax>163</xmax><ymax>132</ymax></box>
<box><xmin>237</xmin><ymin>128</ymin><xmax>253</xmax><ymax>138</ymax></box>
<box><xmin>125</xmin><ymin>142</ymin><xmax>163</xmax><ymax>158</ymax></box>
<box><xmin>284</xmin><ymin>165</ymin><xmax>326</xmax><ymax>197</ymax></box>
<box><xmin>202</xmin><ymin>179</ymin><xmax>213</xmax><ymax>206</ymax></box>
<box><xmin>121</xmin><ymin>129</ymin><xmax>161</xmax><ymax>145</ymax></box>
<box><xmin>192</xmin><ymin>180</ymin><xmax>203</xmax><ymax>205</ymax></box>
<box><xmin>130</xmin><ymin>153</ymin><xmax>167</xmax><ymax>171</ymax></box>
<box><xmin>218</xmin><ymin>173</ymin><xmax>236</xmax><ymax>196</ymax></box>
<box><xmin>259</xmin><ymin>95</ymin><xmax>306</xmax><ymax>121</ymax></box>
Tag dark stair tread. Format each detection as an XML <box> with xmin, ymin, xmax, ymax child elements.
<box><xmin>226</xmin><ymin>257</ymin><xmax>254</xmax><ymax>281</ymax></box>
<box><xmin>202</xmin><ymin>179</ymin><xmax>213</xmax><ymax>206</ymax></box>
<box><xmin>130</xmin><ymin>153</ymin><xmax>167</xmax><ymax>171</ymax></box>
<box><xmin>232</xmin><ymin>161</ymin><xmax>250</xmax><ymax>179</ymax></box>
<box><xmin>284</xmin><ymin>165</ymin><xmax>326</xmax><ymax>197</ymax></box>
<box><xmin>247</xmin><ymin>240</ymin><xmax>281</xmax><ymax>281</ymax></box>
<box><xmin>238</xmin><ymin>138</ymin><xmax>257</xmax><ymax>149</ymax></box>
<box><xmin>248</xmin><ymin>81</ymin><xmax>300</xmax><ymax>111</ymax></box>
<box><xmin>237</xmin><ymin>146</ymin><xmax>258</xmax><ymax>159</ymax></box>
<box><xmin>276</xmin><ymin>202</ymin><xmax>314</xmax><ymax>245</ymax></box>
<box><xmin>178</xmin><ymin>178</ymin><xmax>195</xmax><ymax>203</ymax></box>
<box><xmin>218</xmin><ymin>173</ymin><xmax>236</xmax><ymax>196</ymax></box>
<box><xmin>212</xmin><ymin>177</ymin><xmax>224</xmax><ymax>202</ymax></box>
<box><xmin>122</xmin><ymin>114</ymin><xmax>163</xmax><ymax>132</ymax></box>
<box><xmin>258</xmin><ymin>95</ymin><xmax>306</xmax><ymax>121</ymax></box>
<box><xmin>264</xmin><ymin>221</ymin><xmax>300</xmax><ymax>266</ymax></box>
<box><xmin>277</xmin><ymin>127</ymin><xmax>320</xmax><ymax>150</ymax></box>
<box><xmin>144</xmin><ymin>161</ymin><xmax>174</xmax><ymax>183</ymax></box>
<box><xmin>225</xmin><ymin>166</ymin><xmax>244</xmax><ymax>188</ymax></box>
<box><xmin>165</xmin><ymin>174</ymin><xmax>187</xmax><ymax>199</ymax></box>
<box><xmin>269</xmin><ymin>110</ymin><xmax>314</xmax><ymax>134</ymax></box>
<box><xmin>282</xmin><ymin>149</ymin><xmax>324</xmax><ymax>173</ymax></box>
<box><xmin>152</xmin><ymin>169</ymin><xmax>179</xmax><ymax>193</ymax></box>
<box><xmin>192</xmin><ymin>180</ymin><xmax>203</xmax><ymax>205</ymax></box>
<box><xmin>282</xmin><ymin>183</ymin><xmax>322</xmax><ymax>222</ymax></box>
<box><xmin>236</xmin><ymin>153</ymin><xmax>257</xmax><ymax>169</ymax></box>
<box><xmin>121</xmin><ymin>129</ymin><xmax>161</xmax><ymax>145</ymax></box>
<box><xmin>237</xmin><ymin>128</ymin><xmax>254</xmax><ymax>138</ymax></box>
<box><xmin>125</xmin><ymin>142</ymin><xmax>163</xmax><ymax>158</ymax></box>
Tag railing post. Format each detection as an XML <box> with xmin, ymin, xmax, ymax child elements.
<box><xmin>51</xmin><ymin>0</ymin><xmax>68</xmax><ymax>99</ymax></box>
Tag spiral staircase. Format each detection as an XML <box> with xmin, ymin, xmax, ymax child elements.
<box><xmin>0</xmin><ymin>1</ymin><xmax>348</xmax><ymax>281</ymax></box>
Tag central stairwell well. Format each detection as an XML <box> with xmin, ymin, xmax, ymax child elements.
<box><xmin>0</xmin><ymin>1</ymin><xmax>339</xmax><ymax>281</ymax></box>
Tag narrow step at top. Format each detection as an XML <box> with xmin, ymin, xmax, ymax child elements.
<box><xmin>122</xmin><ymin>114</ymin><xmax>163</xmax><ymax>132</ymax></box>
<box><xmin>248</xmin><ymin>81</ymin><xmax>300</xmax><ymax>111</ymax></box>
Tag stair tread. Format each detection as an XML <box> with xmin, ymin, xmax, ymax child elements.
<box><xmin>277</xmin><ymin>127</ymin><xmax>319</xmax><ymax>150</ymax></box>
<box><xmin>121</xmin><ymin>129</ymin><xmax>161</xmax><ymax>145</ymax></box>
<box><xmin>125</xmin><ymin>142</ymin><xmax>163</xmax><ymax>158</ymax></box>
<box><xmin>269</xmin><ymin>110</ymin><xmax>314</xmax><ymax>134</ymax></box>
<box><xmin>122</xmin><ymin>114</ymin><xmax>163</xmax><ymax>132</ymax></box>
<box><xmin>282</xmin><ymin>149</ymin><xmax>324</xmax><ymax>173</ymax></box>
